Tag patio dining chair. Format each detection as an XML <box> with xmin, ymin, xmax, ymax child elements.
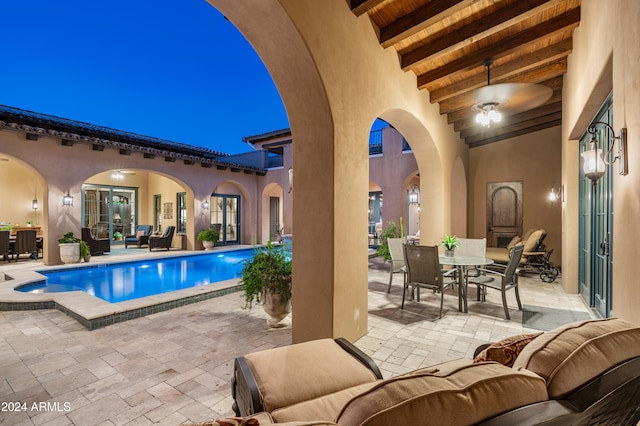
<box><xmin>468</xmin><ymin>244</ymin><xmax>525</xmax><ymax>320</ymax></box>
<box><xmin>387</xmin><ymin>237</ymin><xmax>406</xmax><ymax>293</ymax></box>
<box><xmin>0</xmin><ymin>230</ymin><xmax>10</xmax><ymax>261</ymax></box>
<box><xmin>12</xmin><ymin>229</ymin><xmax>38</xmax><ymax>262</ymax></box>
<box><xmin>402</xmin><ymin>244</ymin><xmax>453</xmax><ymax>318</ymax></box>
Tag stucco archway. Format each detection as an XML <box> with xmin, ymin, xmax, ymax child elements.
<box><xmin>261</xmin><ymin>183</ymin><xmax>284</xmax><ymax>244</ymax></box>
<box><xmin>379</xmin><ymin>109</ymin><xmax>446</xmax><ymax>245</ymax></box>
<box><xmin>207</xmin><ymin>0</ymin><xmax>466</xmax><ymax>342</ymax></box>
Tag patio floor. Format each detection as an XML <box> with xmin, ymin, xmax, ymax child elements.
<box><xmin>0</xmin><ymin>252</ymin><xmax>591</xmax><ymax>425</ymax></box>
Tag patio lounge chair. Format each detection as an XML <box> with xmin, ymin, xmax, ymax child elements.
<box><xmin>149</xmin><ymin>226</ymin><xmax>175</xmax><ymax>251</ymax></box>
<box><xmin>124</xmin><ymin>225</ymin><xmax>153</xmax><ymax>248</ymax></box>
<box><xmin>82</xmin><ymin>227</ymin><xmax>110</xmax><ymax>255</ymax></box>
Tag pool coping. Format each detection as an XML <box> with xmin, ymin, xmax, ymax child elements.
<box><xmin>0</xmin><ymin>247</ymin><xmax>255</xmax><ymax>329</ymax></box>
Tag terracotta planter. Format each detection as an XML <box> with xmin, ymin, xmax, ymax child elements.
<box><xmin>262</xmin><ymin>292</ymin><xmax>291</xmax><ymax>328</ymax></box>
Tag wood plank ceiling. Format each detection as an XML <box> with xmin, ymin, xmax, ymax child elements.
<box><xmin>350</xmin><ymin>0</ymin><xmax>582</xmax><ymax>147</ymax></box>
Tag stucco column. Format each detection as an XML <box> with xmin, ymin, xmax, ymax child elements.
<box><xmin>291</xmin><ymin>127</ymin><xmax>369</xmax><ymax>343</ymax></box>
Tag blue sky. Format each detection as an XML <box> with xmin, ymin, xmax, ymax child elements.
<box><xmin>1</xmin><ymin>1</ymin><xmax>289</xmax><ymax>154</ymax></box>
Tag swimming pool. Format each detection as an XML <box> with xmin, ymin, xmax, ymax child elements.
<box><xmin>19</xmin><ymin>249</ymin><xmax>258</xmax><ymax>303</ymax></box>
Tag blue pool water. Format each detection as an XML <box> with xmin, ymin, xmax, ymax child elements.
<box><xmin>19</xmin><ymin>249</ymin><xmax>259</xmax><ymax>303</ymax></box>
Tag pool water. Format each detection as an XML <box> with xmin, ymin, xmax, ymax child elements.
<box><xmin>19</xmin><ymin>249</ymin><xmax>259</xmax><ymax>303</ymax></box>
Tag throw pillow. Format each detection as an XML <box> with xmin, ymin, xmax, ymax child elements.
<box><xmin>136</xmin><ymin>230</ymin><xmax>146</xmax><ymax>238</ymax></box>
<box><xmin>473</xmin><ymin>332</ymin><xmax>543</xmax><ymax>367</ymax></box>
<box><xmin>506</xmin><ymin>236</ymin><xmax>522</xmax><ymax>250</ymax></box>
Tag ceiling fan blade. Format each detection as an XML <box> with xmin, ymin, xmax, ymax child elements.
<box><xmin>473</xmin><ymin>83</ymin><xmax>553</xmax><ymax>115</ymax></box>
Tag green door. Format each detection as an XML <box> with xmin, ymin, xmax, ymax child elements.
<box><xmin>578</xmin><ymin>98</ymin><xmax>614</xmax><ymax>317</ymax></box>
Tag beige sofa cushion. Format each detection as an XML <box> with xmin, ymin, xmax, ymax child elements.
<box><xmin>522</xmin><ymin>229</ymin><xmax>545</xmax><ymax>252</ymax></box>
<box><xmin>335</xmin><ymin>362</ymin><xmax>547</xmax><ymax>426</ymax></box>
<box><xmin>513</xmin><ymin>318</ymin><xmax>640</xmax><ymax>398</ymax></box>
<box><xmin>245</xmin><ymin>339</ymin><xmax>379</xmax><ymax>413</ymax></box>
<box><xmin>272</xmin><ymin>358</ymin><xmax>473</xmax><ymax>424</ymax></box>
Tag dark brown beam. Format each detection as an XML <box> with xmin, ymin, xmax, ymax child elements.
<box><xmin>350</xmin><ymin>0</ymin><xmax>386</xmax><ymax>17</ymax></box>
<box><xmin>438</xmin><ymin>66</ymin><xmax>566</xmax><ymax>115</ymax></box>
<box><xmin>427</xmin><ymin>38</ymin><xmax>572</xmax><ymax>99</ymax></box>
<box><xmin>380</xmin><ymin>0</ymin><xmax>474</xmax><ymax>48</ymax></box>
<box><xmin>401</xmin><ymin>0</ymin><xmax>555</xmax><ymax>66</ymax></box>
<box><xmin>465</xmin><ymin>111</ymin><xmax>562</xmax><ymax>146</ymax></box>
<box><xmin>458</xmin><ymin>101</ymin><xmax>562</xmax><ymax>137</ymax></box>
<box><xmin>412</xmin><ymin>7</ymin><xmax>580</xmax><ymax>84</ymax></box>
<box><xmin>467</xmin><ymin>119</ymin><xmax>562</xmax><ymax>147</ymax></box>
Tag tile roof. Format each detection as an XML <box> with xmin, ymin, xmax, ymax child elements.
<box><xmin>0</xmin><ymin>104</ymin><xmax>266</xmax><ymax>173</ymax></box>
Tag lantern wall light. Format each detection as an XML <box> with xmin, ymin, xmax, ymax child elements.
<box><xmin>62</xmin><ymin>191</ymin><xmax>74</xmax><ymax>207</ymax></box>
<box><xmin>202</xmin><ymin>199</ymin><xmax>210</xmax><ymax>210</ymax></box>
<box><xmin>581</xmin><ymin>121</ymin><xmax>628</xmax><ymax>183</ymax></box>
<box><xmin>407</xmin><ymin>184</ymin><xmax>420</xmax><ymax>205</ymax></box>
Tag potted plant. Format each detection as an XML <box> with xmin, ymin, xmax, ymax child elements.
<box><xmin>79</xmin><ymin>240</ymin><xmax>91</xmax><ymax>262</ymax></box>
<box><xmin>240</xmin><ymin>242</ymin><xmax>292</xmax><ymax>327</ymax></box>
<box><xmin>441</xmin><ymin>234</ymin><xmax>460</xmax><ymax>256</ymax></box>
<box><xmin>197</xmin><ymin>227</ymin><xmax>220</xmax><ymax>250</ymax></box>
<box><xmin>113</xmin><ymin>231</ymin><xmax>123</xmax><ymax>241</ymax></box>
<box><xmin>376</xmin><ymin>221</ymin><xmax>400</xmax><ymax>260</ymax></box>
<box><xmin>58</xmin><ymin>232</ymin><xmax>81</xmax><ymax>264</ymax></box>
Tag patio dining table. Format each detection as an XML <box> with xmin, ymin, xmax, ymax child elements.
<box><xmin>439</xmin><ymin>255</ymin><xmax>494</xmax><ymax>313</ymax></box>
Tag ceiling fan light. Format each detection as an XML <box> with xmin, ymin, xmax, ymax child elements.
<box><xmin>488</xmin><ymin>109</ymin><xmax>501</xmax><ymax>122</ymax></box>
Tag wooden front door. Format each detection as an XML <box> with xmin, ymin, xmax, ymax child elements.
<box><xmin>487</xmin><ymin>181</ymin><xmax>523</xmax><ymax>247</ymax></box>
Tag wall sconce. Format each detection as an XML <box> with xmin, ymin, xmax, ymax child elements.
<box><xmin>63</xmin><ymin>191</ymin><xmax>74</xmax><ymax>207</ymax></box>
<box><xmin>32</xmin><ymin>189</ymin><xmax>39</xmax><ymax>210</ymax></box>
<box><xmin>202</xmin><ymin>199</ymin><xmax>210</xmax><ymax>210</ymax></box>
<box><xmin>407</xmin><ymin>184</ymin><xmax>420</xmax><ymax>205</ymax></box>
<box><xmin>549</xmin><ymin>185</ymin><xmax>563</xmax><ymax>206</ymax></box>
<box><xmin>581</xmin><ymin>121</ymin><xmax>628</xmax><ymax>183</ymax></box>
<box><xmin>288</xmin><ymin>167</ymin><xmax>293</xmax><ymax>193</ymax></box>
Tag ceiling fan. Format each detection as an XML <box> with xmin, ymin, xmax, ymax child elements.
<box><xmin>471</xmin><ymin>58</ymin><xmax>552</xmax><ymax>127</ymax></box>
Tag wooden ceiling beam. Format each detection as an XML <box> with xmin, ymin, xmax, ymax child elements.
<box><xmin>402</xmin><ymin>0</ymin><xmax>562</xmax><ymax>68</ymax></box>
<box><xmin>438</xmin><ymin>65</ymin><xmax>567</xmax><ymax>114</ymax></box>
<box><xmin>379</xmin><ymin>0</ymin><xmax>475</xmax><ymax>48</ymax></box>
<box><xmin>458</xmin><ymin>101</ymin><xmax>563</xmax><ymax>136</ymax></box>
<box><xmin>446</xmin><ymin>87</ymin><xmax>563</xmax><ymax>124</ymax></box>
<box><xmin>412</xmin><ymin>7</ymin><xmax>580</xmax><ymax>84</ymax></box>
<box><xmin>467</xmin><ymin>117</ymin><xmax>562</xmax><ymax>147</ymax></box>
<box><xmin>426</xmin><ymin>38</ymin><xmax>573</xmax><ymax>100</ymax></box>
<box><xmin>349</xmin><ymin>0</ymin><xmax>387</xmax><ymax>17</ymax></box>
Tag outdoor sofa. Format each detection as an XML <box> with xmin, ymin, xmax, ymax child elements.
<box><xmin>204</xmin><ymin>317</ymin><xmax>640</xmax><ymax>426</ymax></box>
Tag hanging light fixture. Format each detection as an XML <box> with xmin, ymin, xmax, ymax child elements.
<box><xmin>581</xmin><ymin>121</ymin><xmax>628</xmax><ymax>183</ymax></box>
<box><xmin>472</xmin><ymin>59</ymin><xmax>503</xmax><ymax>128</ymax></box>
<box><xmin>472</xmin><ymin>58</ymin><xmax>551</xmax><ymax>128</ymax></box>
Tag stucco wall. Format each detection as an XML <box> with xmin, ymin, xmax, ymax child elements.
<box><xmin>562</xmin><ymin>0</ymin><xmax>640</xmax><ymax>322</ymax></box>
<box><xmin>469</xmin><ymin>126</ymin><xmax>563</xmax><ymax>268</ymax></box>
